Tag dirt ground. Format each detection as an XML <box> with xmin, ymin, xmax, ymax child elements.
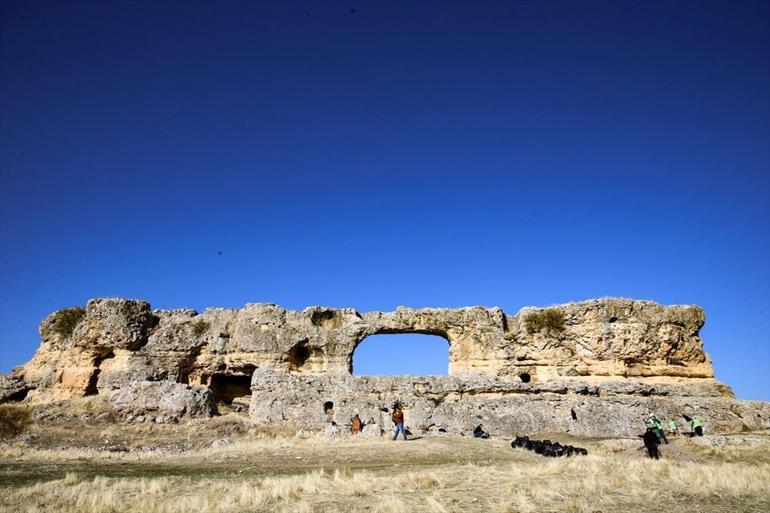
<box><xmin>1</xmin><ymin>402</ymin><xmax>769</xmax><ymax>513</ymax></box>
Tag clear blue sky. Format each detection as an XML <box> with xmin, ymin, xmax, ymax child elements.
<box><xmin>1</xmin><ymin>1</ymin><xmax>768</xmax><ymax>401</ymax></box>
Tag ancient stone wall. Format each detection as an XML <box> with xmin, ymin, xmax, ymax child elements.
<box><xmin>248</xmin><ymin>370</ymin><xmax>767</xmax><ymax>437</ymax></box>
<box><xmin>4</xmin><ymin>297</ymin><xmax>769</xmax><ymax>435</ymax></box>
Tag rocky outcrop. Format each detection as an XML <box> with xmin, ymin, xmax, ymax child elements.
<box><xmin>11</xmin><ymin>297</ymin><xmax>718</xmax><ymax>397</ymax></box>
<box><xmin>111</xmin><ymin>381</ymin><xmax>214</xmax><ymax>421</ymax></box>
<box><xmin>3</xmin><ymin>296</ymin><xmax>767</xmax><ymax>437</ymax></box>
<box><xmin>361</xmin><ymin>423</ymin><xmax>383</xmax><ymax>437</ymax></box>
<box><xmin>0</xmin><ymin>373</ymin><xmax>30</xmax><ymax>403</ymax></box>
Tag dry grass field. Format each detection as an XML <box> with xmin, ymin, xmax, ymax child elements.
<box><xmin>1</xmin><ymin>401</ymin><xmax>769</xmax><ymax>513</ymax></box>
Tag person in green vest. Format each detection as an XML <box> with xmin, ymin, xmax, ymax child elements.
<box><xmin>667</xmin><ymin>419</ymin><xmax>678</xmax><ymax>436</ymax></box>
<box><xmin>691</xmin><ymin>416</ymin><xmax>704</xmax><ymax>436</ymax></box>
<box><xmin>646</xmin><ymin>415</ymin><xmax>668</xmax><ymax>444</ymax></box>
<box><xmin>682</xmin><ymin>414</ymin><xmax>704</xmax><ymax>436</ymax></box>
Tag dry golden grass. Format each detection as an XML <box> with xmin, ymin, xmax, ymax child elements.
<box><xmin>0</xmin><ymin>404</ymin><xmax>32</xmax><ymax>440</ymax></box>
<box><xmin>6</xmin><ymin>396</ymin><xmax>768</xmax><ymax>512</ymax></box>
<box><xmin>2</xmin><ymin>435</ymin><xmax>769</xmax><ymax>513</ymax></box>
<box><xmin>3</xmin><ymin>457</ymin><xmax>768</xmax><ymax>513</ymax></box>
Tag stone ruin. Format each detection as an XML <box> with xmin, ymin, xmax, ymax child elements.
<box><xmin>2</xmin><ymin>297</ymin><xmax>769</xmax><ymax>437</ymax></box>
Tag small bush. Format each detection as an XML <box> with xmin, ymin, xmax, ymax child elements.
<box><xmin>0</xmin><ymin>404</ymin><xmax>32</xmax><ymax>439</ymax></box>
<box><xmin>524</xmin><ymin>308</ymin><xmax>565</xmax><ymax>334</ymax></box>
<box><xmin>191</xmin><ymin>319</ymin><xmax>209</xmax><ymax>337</ymax></box>
<box><xmin>503</xmin><ymin>331</ymin><xmax>519</xmax><ymax>342</ymax></box>
<box><xmin>51</xmin><ymin>307</ymin><xmax>86</xmax><ymax>337</ymax></box>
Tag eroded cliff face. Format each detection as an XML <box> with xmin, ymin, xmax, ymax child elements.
<box><xmin>11</xmin><ymin>297</ymin><xmax>715</xmax><ymax>395</ymax></box>
<box><xmin>3</xmin><ymin>297</ymin><xmax>764</xmax><ymax>436</ymax></box>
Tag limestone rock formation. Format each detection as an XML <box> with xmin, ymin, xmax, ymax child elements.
<box><xmin>361</xmin><ymin>423</ymin><xmax>383</xmax><ymax>437</ymax></box>
<box><xmin>111</xmin><ymin>381</ymin><xmax>214</xmax><ymax>421</ymax></box>
<box><xmin>0</xmin><ymin>374</ymin><xmax>29</xmax><ymax>403</ymax></box>
<box><xmin>3</xmin><ymin>297</ymin><xmax>768</xmax><ymax>436</ymax></box>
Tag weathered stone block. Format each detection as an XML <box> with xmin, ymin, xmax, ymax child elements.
<box><xmin>73</xmin><ymin>298</ymin><xmax>154</xmax><ymax>352</ymax></box>
<box><xmin>111</xmin><ymin>381</ymin><xmax>214</xmax><ymax>420</ymax></box>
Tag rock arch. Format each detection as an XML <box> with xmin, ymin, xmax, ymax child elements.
<box><xmin>340</xmin><ymin>307</ymin><xmax>505</xmax><ymax>376</ymax></box>
<box><xmin>6</xmin><ymin>297</ymin><xmax>768</xmax><ymax>437</ymax></box>
<box><xmin>350</xmin><ymin>331</ymin><xmax>451</xmax><ymax>375</ymax></box>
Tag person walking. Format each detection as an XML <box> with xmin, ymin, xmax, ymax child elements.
<box><xmin>392</xmin><ymin>405</ymin><xmax>407</xmax><ymax>441</ymax></box>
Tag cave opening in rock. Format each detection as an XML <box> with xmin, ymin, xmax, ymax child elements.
<box><xmin>352</xmin><ymin>333</ymin><xmax>449</xmax><ymax>376</ymax></box>
<box><xmin>210</xmin><ymin>372</ymin><xmax>253</xmax><ymax>405</ymax></box>
<box><xmin>286</xmin><ymin>339</ymin><xmax>312</xmax><ymax>372</ymax></box>
<box><xmin>4</xmin><ymin>387</ymin><xmax>29</xmax><ymax>402</ymax></box>
<box><xmin>84</xmin><ymin>369</ymin><xmax>101</xmax><ymax>396</ymax></box>
<box><xmin>519</xmin><ymin>372</ymin><xmax>531</xmax><ymax>383</ymax></box>
<box><xmin>84</xmin><ymin>352</ymin><xmax>114</xmax><ymax>396</ymax></box>
<box><xmin>310</xmin><ymin>310</ymin><xmax>344</xmax><ymax>329</ymax></box>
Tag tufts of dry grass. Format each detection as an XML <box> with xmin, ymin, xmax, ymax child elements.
<box><xmin>373</xmin><ymin>495</ymin><xmax>408</xmax><ymax>513</ymax></box>
<box><xmin>3</xmin><ymin>434</ymin><xmax>770</xmax><ymax>512</ymax></box>
<box><xmin>0</xmin><ymin>467</ymin><xmax>443</xmax><ymax>513</ymax></box>
<box><xmin>0</xmin><ymin>404</ymin><xmax>32</xmax><ymax>439</ymax></box>
<box><xmin>399</xmin><ymin>471</ymin><xmax>441</xmax><ymax>490</ymax></box>
<box><xmin>49</xmin><ymin>307</ymin><xmax>86</xmax><ymax>337</ymax></box>
<box><xmin>524</xmin><ymin>308</ymin><xmax>565</xmax><ymax>334</ymax></box>
<box><xmin>487</xmin><ymin>456</ymin><xmax>770</xmax><ymax>512</ymax></box>
<box><xmin>247</xmin><ymin>421</ymin><xmax>299</xmax><ymax>439</ymax></box>
<box><xmin>191</xmin><ymin>319</ymin><xmax>209</xmax><ymax>337</ymax></box>
<box><xmin>1</xmin><ymin>453</ymin><xmax>768</xmax><ymax>513</ymax></box>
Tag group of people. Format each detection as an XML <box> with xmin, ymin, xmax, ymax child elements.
<box><xmin>642</xmin><ymin>414</ymin><xmax>704</xmax><ymax>459</ymax></box>
<box><xmin>348</xmin><ymin>405</ymin><xmax>707</xmax><ymax>460</ymax></box>
<box><xmin>360</xmin><ymin>405</ymin><xmax>487</xmax><ymax>441</ymax></box>
<box><xmin>347</xmin><ymin>405</ymin><xmax>407</xmax><ymax>440</ymax></box>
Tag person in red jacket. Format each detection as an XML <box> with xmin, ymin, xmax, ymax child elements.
<box><xmin>392</xmin><ymin>405</ymin><xmax>407</xmax><ymax>441</ymax></box>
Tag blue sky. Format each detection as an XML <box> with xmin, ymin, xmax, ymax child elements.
<box><xmin>1</xmin><ymin>1</ymin><xmax>768</xmax><ymax>400</ymax></box>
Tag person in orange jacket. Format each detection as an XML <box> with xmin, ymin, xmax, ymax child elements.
<box><xmin>391</xmin><ymin>405</ymin><xmax>407</xmax><ymax>441</ymax></box>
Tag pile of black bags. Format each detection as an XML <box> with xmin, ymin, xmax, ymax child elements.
<box><xmin>511</xmin><ymin>436</ymin><xmax>588</xmax><ymax>457</ymax></box>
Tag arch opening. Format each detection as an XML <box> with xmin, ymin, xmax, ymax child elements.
<box><xmin>210</xmin><ymin>374</ymin><xmax>252</xmax><ymax>403</ymax></box>
<box><xmin>209</xmin><ymin>365</ymin><xmax>256</xmax><ymax>412</ymax></box>
<box><xmin>283</xmin><ymin>339</ymin><xmax>325</xmax><ymax>373</ymax></box>
<box><xmin>352</xmin><ymin>333</ymin><xmax>450</xmax><ymax>376</ymax></box>
<box><xmin>286</xmin><ymin>340</ymin><xmax>311</xmax><ymax>372</ymax></box>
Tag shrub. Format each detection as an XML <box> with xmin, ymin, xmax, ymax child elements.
<box><xmin>0</xmin><ymin>404</ymin><xmax>32</xmax><ymax>439</ymax></box>
<box><xmin>524</xmin><ymin>308</ymin><xmax>565</xmax><ymax>334</ymax></box>
<box><xmin>191</xmin><ymin>319</ymin><xmax>209</xmax><ymax>337</ymax></box>
<box><xmin>503</xmin><ymin>331</ymin><xmax>519</xmax><ymax>342</ymax></box>
<box><xmin>51</xmin><ymin>307</ymin><xmax>86</xmax><ymax>337</ymax></box>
